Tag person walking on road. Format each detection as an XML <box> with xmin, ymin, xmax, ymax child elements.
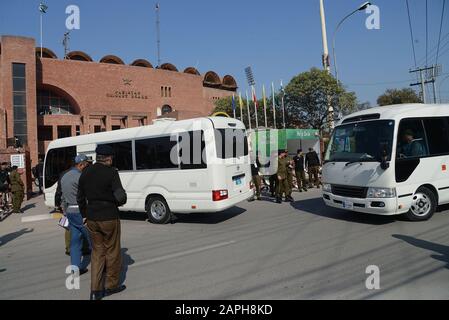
<box><xmin>250</xmin><ymin>155</ymin><xmax>262</xmax><ymax>201</ymax></box>
<box><xmin>77</xmin><ymin>145</ymin><xmax>127</xmax><ymax>300</ymax></box>
<box><xmin>293</xmin><ymin>149</ymin><xmax>307</xmax><ymax>192</ymax></box>
<box><xmin>61</xmin><ymin>155</ymin><xmax>91</xmax><ymax>275</ymax></box>
<box><xmin>10</xmin><ymin>166</ymin><xmax>24</xmax><ymax>214</ymax></box>
<box><xmin>305</xmin><ymin>148</ymin><xmax>321</xmax><ymax>188</ymax></box>
<box><xmin>275</xmin><ymin>150</ymin><xmax>293</xmax><ymax>203</ymax></box>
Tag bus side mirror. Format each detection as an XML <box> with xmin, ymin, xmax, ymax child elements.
<box><xmin>380</xmin><ymin>147</ymin><xmax>389</xmax><ymax>170</ymax></box>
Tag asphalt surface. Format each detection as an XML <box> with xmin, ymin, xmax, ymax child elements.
<box><xmin>1</xmin><ymin>189</ymin><xmax>449</xmax><ymax>300</ymax></box>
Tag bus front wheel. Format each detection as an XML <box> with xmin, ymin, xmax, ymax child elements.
<box><xmin>146</xmin><ymin>196</ymin><xmax>172</xmax><ymax>224</ymax></box>
<box><xmin>404</xmin><ymin>187</ymin><xmax>436</xmax><ymax>221</ymax></box>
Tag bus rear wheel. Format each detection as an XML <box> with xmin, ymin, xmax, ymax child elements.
<box><xmin>404</xmin><ymin>187</ymin><xmax>436</xmax><ymax>221</ymax></box>
<box><xmin>146</xmin><ymin>196</ymin><xmax>171</xmax><ymax>224</ymax></box>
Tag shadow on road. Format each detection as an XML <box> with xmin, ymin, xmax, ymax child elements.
<box><xmin>290</xmin><ymin>197</ymin><xmax>396</xmax><ymax>225</ymax></box>
<box><xmin>0</xmin><ymin>268</ymin><xmax>5</xmax><ymax>273</ymax></box>
<box><xmin>120</xmin><ymin>207</ymin><xmax>246</xmax><ymax>225</ymax></box>
<box><xmin>174</xmin><ymin>206</ymin><xmax>247</xmax><ymax>225</ymax></box>
<box><xmin>0</xmin><ymin>228</ymin><xmax>34</xmax><ymax>247</ymax></box>
<box><xmin>120</xmin><ymin>248</ymin><xmax>135</xmax><ymax>286</ymax></box>
<box><xmin>393</xmin><ymin>234</ymin><xmax>449</xmax><ymax>269</ymax></box>
<box><xmin>22</xmin><ymin>203</ymin><xmax>37</xmax><ymax>212</ymax></box>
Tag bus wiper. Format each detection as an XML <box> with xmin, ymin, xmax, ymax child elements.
<box><xmin>345</xmin><ymin>154</ymin><xmax>375</xmax><ymax>166</ymax></box>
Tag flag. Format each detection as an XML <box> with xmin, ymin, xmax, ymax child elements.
<box><xmin>238</xmin><ymin>92</ymin><xmax>244</xmax><ymax>121</ymax></box>
<box><xmin>252</xmin><ymin>87</ymin><xmax>258</xmax><ymax>109</ymax></box>
<box><xmin>39</xmin><ymin>2</ymin><xmax>48</xmax><ymax>13</ymax></box>
<box><xmin>280</xmin><ymin>80</ymin><xmax>285</xmax><ymax>95</ymax></box>
<box><xmin>262</xmin><ymin>85</ymin><xmax>268</xmax><ymax>128</ymax></box>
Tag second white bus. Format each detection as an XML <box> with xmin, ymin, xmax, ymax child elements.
<box><xmin>322</xmin><ymin>103</ymin><xmax>449</xmax><ymax>221</ymax></box>
<box><xmin>44</xmin><ymin>117</ymin><xmax>253</xmax><ymax>224</ymax></box>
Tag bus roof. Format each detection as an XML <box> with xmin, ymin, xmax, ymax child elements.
<box><xmin>339</xmin><ymin>103</ymin><xmax>449</xmax><ymax>125</ymax></box>
<box><xmin>47</xmin><ymin>117</ymin><xmax>245</xmax><ymax>150</ymax></box>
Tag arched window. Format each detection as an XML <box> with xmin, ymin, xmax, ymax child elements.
<box><xmin>161</xmin><ymin>105</ymin><xmax>173</xmax><ymax>115</ymax></box>
<box><xmin>37</xmin><ymin>89</ymin><xmax>76</xmax><ymax>115</ymax></box>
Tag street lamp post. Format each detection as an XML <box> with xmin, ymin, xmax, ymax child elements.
<box><xmin>332</xmin><ymin>2</ymin><xmax>371</xmax><ymax>83</ymax></box>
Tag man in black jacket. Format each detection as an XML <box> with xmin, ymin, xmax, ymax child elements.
<box><xmin>293</xmin><ymin>149</ymin><xmax>307</xmax><ymax>192</ymax></box>
<box><xmin>77</xmin><ymin>145</ymin><xmax>127</xmax><ymax>300</ymax></box>
<box><xmin>305</xmin><ymin>148</ymin><xmax>321</xmax><ymax>188</ymax></box>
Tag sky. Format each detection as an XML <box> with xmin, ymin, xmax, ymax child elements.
<box><xmin>1</xmin><ymin>0</ymin><xmax>448</xmax><ymax>105</ymax></box>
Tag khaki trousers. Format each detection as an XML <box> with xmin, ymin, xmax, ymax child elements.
<box><xmin>308</xmin><ymin>166</ymin><xmax>320</xmax><ymax>187</ymax></box>
<box><xmin>86</xmin><ymin>219</ymin><xmax>122</xmax><ymax>291</ymax></box>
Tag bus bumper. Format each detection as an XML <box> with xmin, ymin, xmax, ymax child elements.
<box><xmin>322</xmin><ymin>192</ymin><xmax>399</xmax><ymax>215</ymax></box>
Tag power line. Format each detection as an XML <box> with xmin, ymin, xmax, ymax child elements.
<box><xmin>416</xmin><ymin>32</ymin><xmax>449</xmax><ymax>66</ymax></box>
<box><xmin>405</xmin><ymin>0</ymin><xmax>418</xmax><ymax>67</ymax></box>
<box><xmin>436</xmin><ymin>0</ymin><xmax>447</xmax><ymax>66</ymax></box>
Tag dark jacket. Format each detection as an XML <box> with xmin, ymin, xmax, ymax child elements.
<box><xmin>293</xmin><ymin>155</ymin><xmax>305</xmax><ymax>171</ymax></box>
<box><xmin>305</xmin><ymin>151</ymin><xmax>320</xmax><ymax>168</ymax></box>
<box><xmin>77</xmin><ymin>163</ymin><xmax>127</xmax><ymax>221</ymax></box>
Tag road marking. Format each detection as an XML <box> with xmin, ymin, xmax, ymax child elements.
<box><xmin>130</xmin><ymin>240</ymin><xmax>236</xmax><ymax>268</ymax></box>
<box><xmin>21</xmin><ymin>214</ymin><xmax>53</xmax><ymax>223</ymax></box>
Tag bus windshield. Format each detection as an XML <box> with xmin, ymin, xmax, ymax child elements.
<box><xmin>325</xmin><ymin>120</ymin><xmax>395</xmax><ymax>163</ymax></box>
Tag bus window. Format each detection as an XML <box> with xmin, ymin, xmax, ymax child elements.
<box><xmin>100</xmin><ymin>141</ymin><xmax>133</xmax><ymax>171</ymax></box>
<box><xmin>397</xmin><ymin>119</ymin><xmax>429</xmax><ymax>159</ymax></box>
<box><xmin>215</xmin><ymin>129</ymin><xmax>248</xmax><ymax>159</ymax></box>
<box><xmin>179</xmin><ymin>130</ymin><xmax>207</xmax><ymax>170</ymax></box>
<box><xmin>44</xmin><ymin>146</ymin><xmax>76</xmax><ymax>189</ymax></box>
<box><xmin>423</xmin><ymin>118</ymin><xmax>449</xmax><ymax>156</ymax></box>
<box><xmin>135</xmin><ymin>136</ymin><xmax>178</xmax><ymax>170</ymax></box>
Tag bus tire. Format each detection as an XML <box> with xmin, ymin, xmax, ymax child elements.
<box><xmin>404</xmin><ymin>187</ymin><xmax>436</xmax><ymax>221</ymax></box>
<box><xmin>146</xmin><ymin>196</ymin><xmax>171</xmax><ymax>224</ymax></box>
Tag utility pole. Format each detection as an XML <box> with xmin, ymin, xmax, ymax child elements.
<box><xmin>319</xmin><ymin>0</ymin><xmax>331</xmax><ymax>73</ymax></box>
<box><xmin>410</xmin><ymin>65</ymin><xmax>441</xmax><ymax>104</ymax></box>
<box><xmin>319</xmin><ymin>0</ymin><xmax>334</xmax><ymax>131</ymax></box>
<box><xmin>155</xmin><ymin>3</ymin><xmax>161</xmax><ymax>67</ymax></box>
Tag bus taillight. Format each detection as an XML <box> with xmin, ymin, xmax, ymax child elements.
<box><xmin>212</xmin><ymin>190</ymin><xmax>228</xmax><ymax>201</ymax></box>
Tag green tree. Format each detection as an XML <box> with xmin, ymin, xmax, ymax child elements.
<box><xmin>284</xmin><ymin>68</ymin><xmax>357</xmax><ymax>130</ymax></box>
<box><xmin>377</xmin><ymin>88</ymin><xmax>422</xmax><ymax>106</ymax></box>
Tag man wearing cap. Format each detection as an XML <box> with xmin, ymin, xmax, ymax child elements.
<box><xmin>77</xmin><ymin>145</ymin><xmax>127</xmax><ymax>300</ymax></box>
<box><xmin>61</xmin><ymin>154</ymin><xmax>91</xmax><ymax>275</ymax></box>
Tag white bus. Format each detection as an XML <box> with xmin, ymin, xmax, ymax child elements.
<box><xmin>44</xmin><ymin>117</ymin><xmax>253</xmax><ymax>224</ymax></box>
<box><xmin>322</xmin><ymin>104</ymin><xmax>449</xmax><ymax>221</ymax></box>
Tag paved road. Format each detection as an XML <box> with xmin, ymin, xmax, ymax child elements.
<box><xmin>1</xmin><ymin>189</ymin><xmax>449</xmax><ymax>300</ymax></box>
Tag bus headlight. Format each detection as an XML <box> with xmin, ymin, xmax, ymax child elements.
<box><xmin>322</xmin><ymin>183</ymin><xmax>332</xmax><ymax>193</ymax></box>
<box><xmin>367</xmin><ymin>187</ymin><xmax>396</xmax><ymax>198</ymax></box>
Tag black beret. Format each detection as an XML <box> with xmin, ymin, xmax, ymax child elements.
<box><xmin>96</xmin><ymin>145</ymin><xmax>114</xmax><ymax>156</ymax></box>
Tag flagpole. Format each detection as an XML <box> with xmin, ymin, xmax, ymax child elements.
<box><xmin>252</xmin><ymin>86</ymin><xmax>259</xmax><ymax>130</ymax></box>
<box><xmin>262</xmin><ymin>85</ymin><xmax>268</xmax><ymax>128</ymax></box>
<box><xmin>239</xmin><ymin>92</ymin><xmax>244</xmax><ymax>123</ymax></box>
<box><xmin>271</xmin><ymin>82</ymin><xmax>277</xmax><ymax>129</ymax></box>
<box><xmin>280</xmin><ymin>80</ymin><xmax>286</xmax><ymax>129</ymax></box>
<box><xmin>40</xmin><ymin>11</ymin><xmax>43</xmax><ymax>58</ymax></box>
<box><xmin>246</xmin><ymin>91</ymin><xmax>252</xmax><ymax>130</ymax></box>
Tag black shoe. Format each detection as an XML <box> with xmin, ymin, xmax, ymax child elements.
<box><xmin>79</xmin><ymin>268</ymin><xmax>89</xmax><ymax>275</ymax></box>
<box><xmin>287</xmin><ymin>196</ymin><xmax>294</xmax><ymax>202</ymax></box>
<box><xmin>276</xmin><ymin>198</ymin><xmax>282</xmax><ymax>204</ymax></box>
<box><xmin>299</xmin><ymin>189</ymin><xmax>303</xmax><ymax>193</ymax></box>
<box><xmin>105</xmin><ymin>285</ymin><xmax>126</xmax><ymax>297</ymax></box>
<box><xmin>90</xmin><ymin>290</ymin><xmax>105</xmax><ymax>301</ymax></box>
<box><xmin>65</xmin><ymin>251</ymin><xmax>70</xmax><ymax>256</ymax></box>
<box><xmin>303</xmin><ymin>188</ymin><xmax>308</xmax><ymax>192</ymax></box>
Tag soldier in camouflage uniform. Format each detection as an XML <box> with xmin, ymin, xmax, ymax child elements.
<box><xmin>276</xmin><ymin>150</ymin><xmax>293</xmax><ymax>203</ymax></box>
<box><xmin>10</xmin><ymin>166</ymin><xmax>24</xmax><ymax>214</ymax></box>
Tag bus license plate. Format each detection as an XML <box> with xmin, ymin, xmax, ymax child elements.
<box><xmin>343</xmin><ymin>201</ymin><xmax>353</xmax><ymax>209</ymax></box>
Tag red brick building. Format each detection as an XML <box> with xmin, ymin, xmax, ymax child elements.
<box><xmin>0</xmin><ymin>35</ymin><xmax>237</xmax><ymax>164</ymax></box>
